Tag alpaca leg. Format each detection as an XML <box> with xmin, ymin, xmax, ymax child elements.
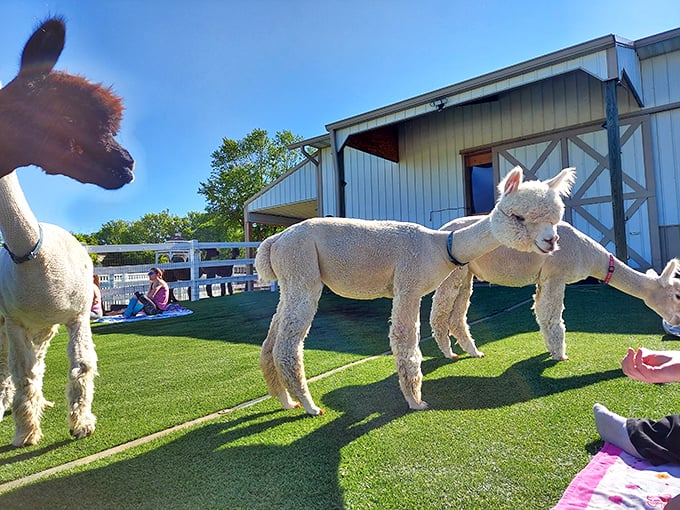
<box><xmin>533</xmin><ymin>281</ymin><xmax>568</xmax><ymax>360</ymax></box>
<box><xmin>0</xmin><ymin>320</ymin><xmax>14</xmax><ymax>421</ymax></box>
<box><xmin>430</xmin><ymin>270</ymin><xmax>461</xmax><ymax>359</ymax></box>
<box><xmin>271</xmin><ymin>282</ymin><xmax>324</xmax><ymax>415</ymax></box>
<box><xmin>448</xmin><ymin>270</ymin><xmax>484</xmax><ymax>358</ymax></box>
<box><xmin>65</xmin><ymin>316</ymin><xmax>98</xmax><ymax>439</ymax></box>
<box><xmin>6</xmin><ymin>320</ymin><xmax>45</xmax><ymax>446</ymax></box>
<box><xmin>260</xmin><ymin>308</ymin><xmax>299</xmax><ymax>410</ymax></box>
<box><xmin>32</xmin><ymin>326</ymin><xmax>57</xmax><ymax>411</ymax></box>
<box><xmin>391</xmin><ymin>293</ymin><xmax>427</xmax><ymax>410</ymax></box>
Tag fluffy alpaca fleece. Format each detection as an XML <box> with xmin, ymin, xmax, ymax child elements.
<box><xmin>256</xmin><ymin>166</ymin><xmax>575</xmax><ymax>414</ymax></box>
<box><xmin>0</xmin><ymin>18</ymin><xmax>134</xmax><ymax>446</ymax></box>
<box><xmin>0</xmin><ymin>173</ymin><xmax>98</xmax><ymax>446</ymax></box>
<box><xmin>430</xmin><ymin>217</ymin><xmax>680</xmax><ymax>361</ymax></box>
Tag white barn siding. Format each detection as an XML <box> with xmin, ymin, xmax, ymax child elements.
<box><xmin>319</xmin><ymin>146</ymin><xmax>337</xmax><ymax>217</ymax></box>
<box><xmin>650</xmin><ymin>110</ymin><xmax>680</xmax><ymax>226</ymax></box>
<box><xmin>337</xmin><ymin>71</ymin><xmax>628</xmax><ymax>229</ymax></box>
<box><xmin>641</xmin><ymin>50</ymin><xmax>680</xmax><ymax>107</ymax></box>
<box><xmin>248</xmin><ymin>159</ymin><xmax>317</xmax><ymax>212</ymax></box>
<box><xmin>643</xmin><ymin>47</ymin><xmax>680</xmax><ymax>227</ymax></box>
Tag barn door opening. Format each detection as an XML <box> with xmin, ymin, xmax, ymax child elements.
<box><xmin>465</xmin><ymin>151</ymin><xmax>494</xmax><ymax>215</ymax></box>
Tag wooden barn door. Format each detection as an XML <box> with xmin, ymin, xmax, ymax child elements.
<box><xmin>494</xmin><ymin>116</ymin><xmax>660</xmax><ymax>270</ymax></box>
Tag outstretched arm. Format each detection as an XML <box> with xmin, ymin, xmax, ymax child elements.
<box><xmin>621</xmin><ymin>347</ymin><xmax>680</xmax><ymax>384</ymax></box>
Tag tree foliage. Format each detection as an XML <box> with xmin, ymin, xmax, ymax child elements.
<box><xmin>198</xmin><ymin>129</ymin><xmax>303</xmax><ymax>239</ymax></box>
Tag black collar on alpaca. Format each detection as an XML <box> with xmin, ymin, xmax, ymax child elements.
<box><xmin>3</xmin><ymin>225</ymin><xmax>44</xmax><ymax>264</ymax></box>
<box><xmin>446</xmin><ymin>231</ymin><xmax>467</xmax><ymax>266</ymax></box>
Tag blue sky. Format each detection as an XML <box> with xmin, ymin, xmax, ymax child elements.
<box><xmin>1</xmin><ymin>0</ymin><xmax>679</xmax><ymax>236</ymax></box>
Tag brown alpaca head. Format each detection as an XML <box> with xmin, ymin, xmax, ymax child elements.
<box><xmin>0</xmin><ymin>17</ymin><xmax>134</xmax><ymax>189</ymax></box>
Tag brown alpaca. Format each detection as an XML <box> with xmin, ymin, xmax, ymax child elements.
<box><xmin>0</xmin><ymin>18</ymin><xmax>134</xmax><ymax>446</ymax></box>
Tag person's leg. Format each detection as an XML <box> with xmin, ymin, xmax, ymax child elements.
<box><xmin>123</xmin><ymin>298</ymin><xmax>143</xmax><ymax>318</ymax></box>
<box><xmin>627</xmin><ymin>414</ymin><xmax>680</xmax><ymax>465</ymax></box>
<box><xmin>593</xmin><ymin>404</ymin><xmax>641</xmax><ymax>458</ymax></box>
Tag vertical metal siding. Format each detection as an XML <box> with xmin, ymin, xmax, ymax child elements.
<box><xmin>641</xmin><ymin>51</ymin><xmax>680</xmax><ymax>107</ymax></box>
<box><xmin>248</xmin><ymin>160</ymin><xmax>317</xmax><ymax>212</ymax></box>
<box><xmin>320</xmin><ymin>147</ymin><xmax>337</xmax><ymax>217</ymax></box>
<box><xmin>650</xmin><ymin>110</ymin><xmax>680</xmax><ymax>226</ymax></box>
<box><xmin>338</xmin><ymin>72</ymin><xmax>620</xmax><ymax>229</ymax></box>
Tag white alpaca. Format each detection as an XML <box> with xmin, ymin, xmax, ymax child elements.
<box><xmin>255</xmin><ymin>166</ymin><xmax>575</xmax><ymax>414</ymax></box>
<box><xmin>0</xmin><ymin>18</ymin><xmax>134</xmax><ymax>446</ymax></box>
<box><xmin>430</xmin><ymin>217</ymin><xmax>680</xmax><ymax>361</ymax></box>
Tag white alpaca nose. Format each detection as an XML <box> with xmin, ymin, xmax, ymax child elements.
<box><xmin>545</xmin><ymin>234</ymin><xmax>559</xmax><ymax>250</ymax></box>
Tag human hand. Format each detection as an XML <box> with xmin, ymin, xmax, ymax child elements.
<box><xmin>621</xmin><ymin>347</ymin><xmax>680</xmax><ymax>384</ymax></box>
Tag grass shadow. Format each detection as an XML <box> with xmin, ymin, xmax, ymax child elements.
<box><xmin>0</xmin><ymin>380</ymin><xmax>410</xmax><ymax>509</ymax></box>
<box><xmin>420</xmin><ymin>355</ymin><xmax>623</xmax><ymax>410</ymax></box>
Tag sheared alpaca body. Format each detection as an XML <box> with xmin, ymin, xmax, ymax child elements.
<box><xmin>0</xmin><ymin>18</ymin><xmax>134</xmax><ymax>446</ymax></box>
<box><xmin>256</xmin><ymin>167</ymin><xmax>575</xmax><ymax>414</ymax></box>
<box><xmin>430</xmin><ymin>217</ymin><xmax>680</xmax><ymax>361</ymax></box>
<box><xmin>0</xmin><ymin>173</ymin><xmax>98</xmax><ymax>446</ymax></box>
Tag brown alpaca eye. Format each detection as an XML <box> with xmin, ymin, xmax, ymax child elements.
<box><xmin>513</xmin><ymin>214</ymin><xmax>525</xmax><ymax>222</ymax></box>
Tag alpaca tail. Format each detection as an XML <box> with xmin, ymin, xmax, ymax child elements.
<box><xmin>255</xmin><ymin>233</ymin><xmax>281</xmax><ymax>282</ymax></box>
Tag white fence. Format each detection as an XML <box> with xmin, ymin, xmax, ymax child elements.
<box><xmin>87</xmin><ymin>241</ymin><xmax>263</xmax><ymax>311</ymax></box>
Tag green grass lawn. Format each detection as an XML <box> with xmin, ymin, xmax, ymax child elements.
<box><xmin>0</xmin><ymin>284</ymin><xmax>678</xmax><ymax>509</ymax></box>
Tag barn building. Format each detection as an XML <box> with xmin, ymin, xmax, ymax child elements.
<box><xmin>244</xmin><ymin>28</ymin><xmax>680</xmax><ymax>271</ymax></box>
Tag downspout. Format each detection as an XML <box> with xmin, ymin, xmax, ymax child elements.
<box><xmin>604</xmin><ymin>78</ymin><xmax>628</xmax><ymax>262</ymax></box>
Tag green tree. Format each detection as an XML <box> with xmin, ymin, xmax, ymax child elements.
<box><xmin>198</xmin><ymin>129</ymin><xmax>303</xmax><ymax>239</ymax></box>
<box><xmin>129</xmin><ymin>210</ymin><xmax>193</xmax><ymax>243</ymax></box>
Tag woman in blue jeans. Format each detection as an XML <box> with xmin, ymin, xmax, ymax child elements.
<box><xmin>122</xmin><ymin>267</ymin><xmax>169</xmax><ymax>318</ymax></box>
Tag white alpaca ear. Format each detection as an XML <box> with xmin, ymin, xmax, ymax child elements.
<box><xmin>659</xmin><ymin>258</ymin><xmax>680</xmax><ymax>286</ymax></box>
<box><xmin>499</xmin><ymin>166</ymin><xmax>523</xmax><ymax>195</ymax></box>
<box><xmin>546</xmin><ymin>167</ymin><xmax>577</xmax><ymax>197</ymax></box>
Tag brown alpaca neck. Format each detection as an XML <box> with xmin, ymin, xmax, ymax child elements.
<box><xmin>0</xmin><ymin>172</ymin><xmax>41</xmax><ymax>261</ymax></box>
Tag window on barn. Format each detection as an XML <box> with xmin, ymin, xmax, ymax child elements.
<box><xmin>465</xmin><ymin>152</ymin><xmax>495</xmax><ymax>215</ymax></box>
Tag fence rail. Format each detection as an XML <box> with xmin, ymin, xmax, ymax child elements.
<box><xmin>86</xmin><ymin>241</ymin><xmax>264</xmax><ymax>310</ymax></box>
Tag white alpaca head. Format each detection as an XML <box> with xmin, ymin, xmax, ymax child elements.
<box><xmin>645</xmin><ymin>259</ymin><xmax>680</xmax><ymax>326</ymax></box>
<box><xmin>490</xmin><ymin>166</ymin><xmax>575</xmax><ymax>254</ymax></box>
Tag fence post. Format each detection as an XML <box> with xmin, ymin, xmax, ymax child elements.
<box><xmin>189</xmin><ymin>240</ymin><xmax>200</xmax><ymax>301</ymax></box>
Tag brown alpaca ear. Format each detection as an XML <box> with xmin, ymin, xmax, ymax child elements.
<box><xmin>18</xmin><ymin>17</ymin><xmax>65</xmax><ymax>78</ymax></box>
<box><xmin>499</xmin><ymin>166</ymin><xmax>523</xmax><ymax>195</ymax></box>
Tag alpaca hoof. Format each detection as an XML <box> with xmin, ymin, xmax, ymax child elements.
<box><xmin>305</xmin><ymin>407</ymin><xmax>324</xmax><ymax>416</ymax></box>
<box><xmin>70</xmin><ymin>424</ymin><xmax>95</xmax><ymax>440</ymax></box>
<box><xmin>409</xmin><ymin>400</ymin><xmax>429</xmax><ymax>411</ymax></box>
<box><xmin>469</xmin><ymin>350</ymin><xmax>485</xmax><ymax>358</ymax></box>
<box><xmin>69</xmin><ymin>413</ymin><xmax>96</xmax><ymax>439</ymax></box>
<box><xmin>13</xmin><ymin>429</ymin><xmax>42</xmax><ymax>447</ymax></box>
<box><xmin>551</xmin><ymin>354</ymin><xmax>569</xmax><ymax>361</ymax></box>
<box><xmin>444</xmin><ymin>352</ymin><xmax>459</xmax><ymax>360</ymax></box>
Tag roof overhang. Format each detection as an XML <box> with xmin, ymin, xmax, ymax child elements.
<box><xmin>326</xmin><ymin>33</ymin><xmax>647</xmax><ymax>154</ymax></box>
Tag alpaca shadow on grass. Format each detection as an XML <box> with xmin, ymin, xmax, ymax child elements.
<box><xmin>0</xmin><ymin>383</ymin><xmax>409</xmax><ymax>509</ymax></box>
<box><xmin>0</xmin><ymin>354</ymin><xmax>621</xmax><ymax>509</ymax></box>
<box><xmin>0</xmin><ymin>440</ymin><xmax>71</xmax><ymax>466</ymax></box>
<box><xmin>420</xmin><ymin>354</ymin><xmax>623</xmax><ymax>410</ymax></box>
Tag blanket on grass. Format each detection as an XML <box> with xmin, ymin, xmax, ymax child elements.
<box><xmin>95</xmin><ymin>303</ymin><xmax>193</xmax><ymax>324</ymax></box>
<box><xmin>553</xmin><ymin>443</ymin><xmax>680</xmax><ymax>509</ymax></box>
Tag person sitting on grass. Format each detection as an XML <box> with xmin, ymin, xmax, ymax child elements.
<box><xmin>90</xmin><ymin>274</ymin><xmax>103</xmax><ymax>320</ymax></box>
<box><xmin>594</xmin><ymin>347</ymin><xmax>680</xmax><ymax>509</ymax></box>
<box><xmin>121</xmin><ymin>267</ymin><xmax>169</xmax><ymax>318</ymax></box>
